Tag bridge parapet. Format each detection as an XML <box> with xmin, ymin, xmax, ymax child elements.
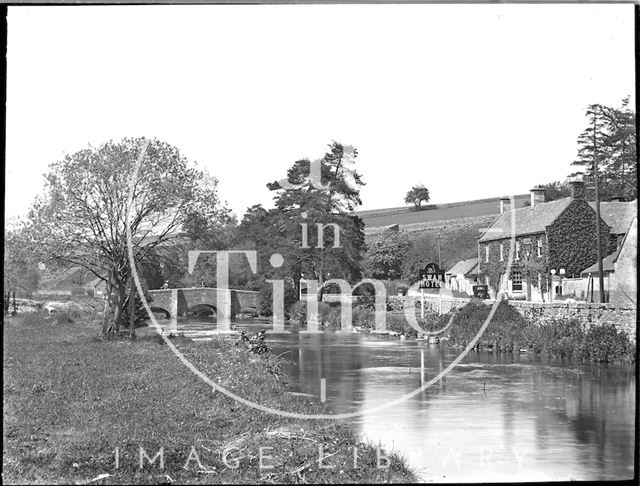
<box><xmin>148</xmin><ymin>288</ymin><xmax>259</xmax><ymax>322</ymax></box>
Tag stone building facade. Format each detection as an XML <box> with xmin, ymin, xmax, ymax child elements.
<box><xmin>477</xmin><ymin>180</ymin><xmax>615</xmax><ymax>301</ymax></box>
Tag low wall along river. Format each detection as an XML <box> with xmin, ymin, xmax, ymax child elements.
<box><xmin>385</xmin><ymin>295</ymin><xmax>636</xmax><ymax>342</ymax></box>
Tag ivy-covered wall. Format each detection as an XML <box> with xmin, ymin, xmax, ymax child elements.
<box><xmin>546</xmin><ymin>199</ymin><xmax>615</xmax><ymax>277</ymax></box>
<box><xmin>478</xmin><ymin>233</ymin><xmax>548</xmax><ymax>294</ymax></box>
<box><xmin>477</xmin><ymin>199</ymin><xmax>616</xmax><ymax>295</ymax></box>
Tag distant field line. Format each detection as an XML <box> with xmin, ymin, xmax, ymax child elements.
<box><xmin>356</xmin><ymin>194</ymin><xmax>530</xmax><ymax>218</ymax></box>
<box><xmin>364</xmin><ymin>214</ymin><xmax>497</xmax><ymax>236</ymax></box>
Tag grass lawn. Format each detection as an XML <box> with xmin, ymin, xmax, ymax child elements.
<box><xmin>3</xmin><ymin>314</ymin><xmax>416</xmax><ymax>484</ymax></box>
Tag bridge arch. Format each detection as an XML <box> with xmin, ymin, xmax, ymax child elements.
<box><xmin>187</xmin><ymin>303</ymin><xmax>218</xmax><ymax>317</ymax></box>
<box><xmin>149</xmin><ymin>306</ymin><xmax>171</xmax><ymax>319</ymax></box>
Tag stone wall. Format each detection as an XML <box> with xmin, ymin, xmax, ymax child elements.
<box><xmin>508</xmin><ymin>301</ymin><xmax>637</xmax><ymax>342</ymax></box>
<box><xmin>386</xmin><ymin>295</ymin><xmax>636</xmax><ymax>342</ymax></box>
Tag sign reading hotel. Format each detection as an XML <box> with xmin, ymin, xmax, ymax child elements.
<box><xmin>418</xmin><ymin>263</ymin><xmax>445</xmax><ymax>289</ymax></box>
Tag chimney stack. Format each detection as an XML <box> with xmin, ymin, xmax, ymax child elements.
<box><xmin>530</xmin><ymin>186</ymin><xmax>546</xmax><ymax>208</ymax></box>
<box><xmin>569</xmin><ymin>178</ymin><xmax>585</xmax><ymax>200</ymax></box>
<box><xmin>499</xmin><ymin>196</ymin><xmax>510</xmax><ymax>214</ymax></box>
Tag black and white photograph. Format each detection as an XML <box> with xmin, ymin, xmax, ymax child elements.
<box><xmin>3</xmin><ymin>2</ymin><xmax>637</xmax><ymax>484</ymax></box>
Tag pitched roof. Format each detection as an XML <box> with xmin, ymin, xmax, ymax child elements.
<box><xmin>589</xmin><ymin>201</ymin><xmax>637</xmax><ymax>235</ymax></box>
<box><xmin>581</xmin><ymin>250</ymin><xmax>618</xmax><ymax>276</ymax></box>
<box><xmin>446</xmin><ymin>258</ymin><xmax>479</xmax><ymax>277</ymax></box>
<box><xmin>581</xmin><ymin>215</ymin><xmax>637</xmax><ymax>276</ymax></box>
<box><xmin>478</xmin><ymin>198</ymin><xmax>572</xmax><ymax>242</ymax></box>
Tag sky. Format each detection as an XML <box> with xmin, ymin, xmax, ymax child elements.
<box><xmin>5</xmin><ymin>4</ymin><xmax>636</xmax><ymax>222</ymax></box>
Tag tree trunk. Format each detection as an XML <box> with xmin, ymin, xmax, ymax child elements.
<box><xmin>101</xmin><ymin>269</ymin><xmax>127</xmax><ymax>336</ymax></box>
<box><xmin>101</xmin><ymin>278</ymin><xmax>114</xmax><ymax>335</ymax></box>
<box><xmin>113</xmin><ymin>284</ymin><xmax>126</xmax><ymax>332</ymax></box>
<box><xmin>129</xmin><ymin>282</ymin><xmax>136</xmax><ymax>338</ymax></box>
<box><xmin>316</xmin><ymin>264</ymin><xmax>325</xmax><ymax>303</ymax></box>
<box><xmin>293</xmin><ymin>271</ymin><xmax>301</xmax><ymax>302</ymax></box>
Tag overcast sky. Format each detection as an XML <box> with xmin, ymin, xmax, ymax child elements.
<box><xmin>5</xmin><ymin>4</ymin><xmax>636</xmax><ymax>222</ymax></box>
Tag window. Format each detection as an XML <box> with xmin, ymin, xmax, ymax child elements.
<box><xmin>511</xmin><ymin>269</ymin><xmax>523</xmax><ymax>291</ymax></box>
<box><xmin>499</xmin><ymin>244</ymin><xmax>504</xmax><ymax>261</ymax></box>
<box><xmin>515</xmin><ymin>242</ymin><xmax>520</xmax><ymax>261</ymax></box>
<box><xmin>485</xmin><ymin>245</ymin><xmax>490</xmax><ymax>262</ymax></box>
<box><xmin>537</xmin><ymin>238</ymin><xmax>543</xmax><ymax>257</ymax></box>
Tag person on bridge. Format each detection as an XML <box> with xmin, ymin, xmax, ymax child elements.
<box><xmin>160</xmin><ymin>280</ymin><xmax>169</xmax><ymax>289</ymax></box>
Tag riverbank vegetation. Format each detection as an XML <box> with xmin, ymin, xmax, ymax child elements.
<box><xmin>440</xmin><ymin>300</ymin><xmax>635</xmax><ymax>364</ymax></box>
<box><xmin>334</xmin><ymin>300</ymin><xmax>635</xmax><ymax>365</ymax></box>
<box><xmin>3</xmin><ymin>313</ymin><xmax>416</xmax><ymax>484</ymax></box>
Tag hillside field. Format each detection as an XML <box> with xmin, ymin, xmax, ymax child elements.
<box><xmin>360</xmin><ymin>195</ymin><xmax>531</xmax><ymax>271</ymax></box>
<box><xmin>358</xmin><ymin>194</ymin><xmax>529</xmax><ymax>228</ymax></box>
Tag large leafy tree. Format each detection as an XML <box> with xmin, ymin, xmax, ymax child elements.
<box><xmin>28</xmin><ymin>138</ymin><xmax>230</xmax><ymax>335</ymax></box>
<box><xmin>3</xmin><ymin>220</ymin><xmax>41</xmax><ymax>297</ymax></box>
<box><xmin>363</xmin><ymin>229</ymin><xmax>411</xmax><ymax>280</ymax></box>
<box><xmin>400</xmin><ymin>235</ymin><xmax>439</xmax><ymax>282</ymax></box>
<box><xmin>404</xmin><ymin>184</ymin><xmax>430</xmax><ymax>208</ymax></box>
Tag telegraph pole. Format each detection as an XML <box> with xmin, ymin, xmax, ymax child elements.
<box><xmin>593</xmin><ymin>111</ymin><xmax>606</xmax><ymax>303</ymax></box>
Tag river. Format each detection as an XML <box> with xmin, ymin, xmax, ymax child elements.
<box><xmin>166</xmin><ymin>317</ymin><xmax>636</xmax><ymax>482</ymax></box>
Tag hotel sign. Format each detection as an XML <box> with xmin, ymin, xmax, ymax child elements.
<box><xmin>418</xmin><ymin>263</ymin><xmax>445</xmax><ymax>289</ymax></box>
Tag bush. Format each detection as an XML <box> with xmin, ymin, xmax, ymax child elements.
<box><xmin>354</xmin><ymin>294</ymin><xmax>377</xmax><ymax>311</ymax></box>
<box><xmin>289</xmin><ymin>300</ymin><xmax>332</xmax><ymax>327</ymax></box>
<box><xmin>442</xmin><ymin>301</ymin><xmax>635</xmax><ymax>363</ymax></box>
<box><xmin>446</xmin><ymin>301</ymin><xmax>532</xmax><ymax>351</ymax></box>
<box><xmin>580</xmin><ymin>322</ymin><xmax>635</xmax><ymax>363</ymax></box>
<box><xmin>323</xmin><ymin>307</ymin><xmax>343</xmax><ymax>328</ymax></box>
<box><xmin>352</xmin><ymin>308</ymin><xmax>375</xmax><ymax>329</ymax></box>
<box><xmin>257</xmin><ymin>281</ymin><xmax>297</xmax><ymax>317</ymax></box>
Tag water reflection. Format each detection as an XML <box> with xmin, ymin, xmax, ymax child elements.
<box><xmin>171</xmin><ymin>317</ymin><xmax>635</xmax><ymax>482</ymax></box>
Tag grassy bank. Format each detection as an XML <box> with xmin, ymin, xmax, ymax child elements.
<box><xmin>3</xmin><ymin>313</ymin><xmax>417</xmax><ymax>484</ymax></box>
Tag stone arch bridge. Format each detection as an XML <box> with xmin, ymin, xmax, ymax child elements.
<box><xmin>148</xmin><ymin>288</ymin><xmax>259</xmax><ymax>326</ymax></box>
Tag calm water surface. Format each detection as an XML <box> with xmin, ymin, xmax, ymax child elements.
<box><xmin>171</xmin><ymin>317</ymin><xmax>636</xmax><ymax>482</ymax></box>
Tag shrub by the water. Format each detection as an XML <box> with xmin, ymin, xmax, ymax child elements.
<box><xmin>258</xmin><ymin>281</ymin><xmax>297</xmax><ymax>317</ymax></box>
<box><xmin>289</xmin><ymin>300</ymin><xmax>332</xmax><ymax>326</ymax></box>
<box><xmin>350</xmin><ymin>308</ymin><xmax>447</xmax><ymax>338</ymax></box>
<box><xmin>442</xmin><ymin>300</ymin><xmax>635</xmax><ymax>364</ymax></box>
<box><xmin>534</xmin><ymin>318</ymin><xmax>635</xmax><ymax>363</ymax></box>
<box><xmin>446</xmin><ymin>300</ymin><xmax>529</xmax><ymax>352</ymax></box>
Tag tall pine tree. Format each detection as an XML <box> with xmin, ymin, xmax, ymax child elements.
<box><xmin>570</xmin><ymin>98</ymin><xmax>637</xmax><ymax>200</ymax></box>
<box><xmin>265</xmin><ymin>142</ymin><xmax>366</xmax><ymax>298</ymax></box>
